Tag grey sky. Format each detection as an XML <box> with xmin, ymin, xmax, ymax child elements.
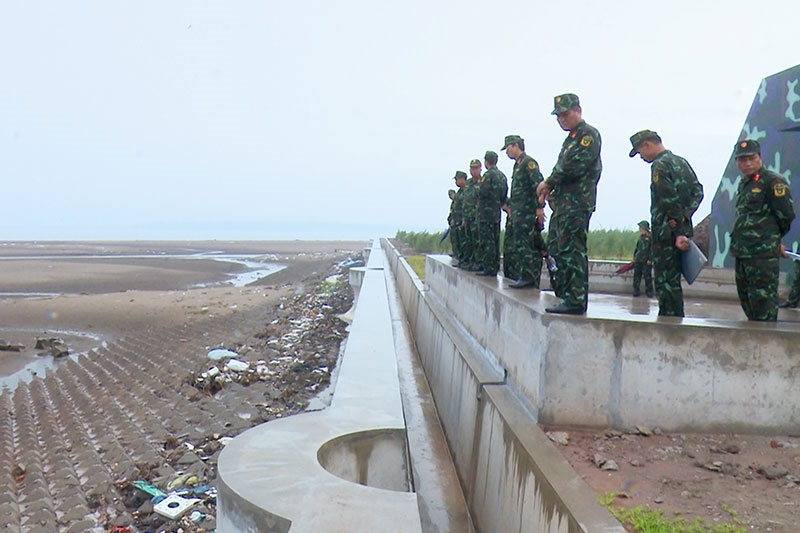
<box><xmin>1</xmin><ymin>1</ymin><xmax>798</xmax><ymax>239</ymax></box>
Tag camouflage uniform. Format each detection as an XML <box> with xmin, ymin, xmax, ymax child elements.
<box><xmin>461</xmin><ymin>175</ymin><xmax>480</xmax><ymax>268</ymax></box>
<box><xmin>629</xmin><ymin>130</ymin><xmax>703</xmax><ymax>317</ymax></box>
<box><xmin>731</xmin><ymin>141</ymin><xmax>795</xmax><ymax>321</ymax></box>
<box><xmin>476</xmin><ymin>157</ymin><xmax>508</xmax><ymax>275</ymax></box>
<box><xmin>782</xmin><ymin>261</ymin><xmax>800</xmax><ymax>307</ymax></box>
<box><xmin>502</xmin><ymin>212</ymin><xmax>517</xmax><ymax>280</ymax></box>
<box><xmin>632</xmin><ymin>221</ymin><xmax>653</xmax><ymax>297</ymax></box>
<box><xmin>450</xmin><ymin>172</ymin><xmax>467</xmax><ymax>265</ymax></box>
<box><xmin>507</xmin><ymin>152</ymin><xmax>545</xmax><ymax>285</ymax></box>
<box><xmin>544</xmin><ymin>96</ymin><xmax>602</xmax><ymax>310</ymax></box>
<box><xmin>447</xmin><ymin>189</ymin><xmax>457</xmax><ymax>257</ymax></box>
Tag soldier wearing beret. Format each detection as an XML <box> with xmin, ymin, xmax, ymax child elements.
<box><xmin>502</xmin><ymin>135</ymin><xmax>546</xmax><ymax>288</ymax></box>
<box><xmin>450</xmin><ymin>171</ymin><xmax>468</xmax><ymax>267</ymax></box>
<box><xmin>475</xmin><ymin>150</ymin><xmax>508</xmax><ymax>276</ymax></box>
<box><xmin>629</xmin><ymin>129</ymin><xmax>703</xmax><ymax>317</ymax></box>
<box><xmin>632</xmin><ymin>220</ymin><xmax>654</xmax><ymax>297</ymax></box>
<box><xmin>536</xmin><ymin>94</ymin><xmax>602</xmax><ymax>312</ymax></box>
<box><xmin>730</xmin><ymin>139</ymin><xmax>795</xmax><ymax>321</ymax></box>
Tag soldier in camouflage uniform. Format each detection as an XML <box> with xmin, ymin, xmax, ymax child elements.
<box><xmin>536</xmin><ymin>94</ymin><xmax>602</xmax><ymax>313</ymax></box>
<box><xmin>502</xmin><ymin>135</ymin><xmax>546</xmax><ymax>288</ymax></box>
<box><xmin>629</xmin><ymin>129</ymin><xmax>703</xmax><ymax>317</ymax></box>
<box><xmin>475</xmin><ymin>150</ymin><xmax>508</xmax><ymax>276</ymax></box>
<box><xmin>780</xmin><ymin>261</ymin><xmax>800</xmax><ymax>308</ymax></box>
<box><xmin>632</xmin><ymin>220</ymin><xmax>654</xmax><ymax>297</ymax></box>
<box><xmin>450</xmin><ymin>171</ymin><xmax>468</xmax><ymax>267</ymax></box>
<box><xmin>447</xmin><ymin>189</ymin><xmax>457</xmax><ymax>256</ymax></box>
<box><xmin>730</xmin><ymin>139</ymin><xmax>795</xmax><ymax>321</ymax></box>
<box><xmin>459</xmin><ymin>160</ymin><xmax>481</xmax><ymax>271</ymax></box>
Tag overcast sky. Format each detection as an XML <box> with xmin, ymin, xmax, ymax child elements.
<box><xmin>1</xmin><ymin>1</ymin><xmax>798</xmax><ymax>240</ymax></box>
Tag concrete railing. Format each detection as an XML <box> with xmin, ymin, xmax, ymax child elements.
<box><xmin>383</xmin><ymin>240</ymin><xmax>625</xmax><ymax>533</ymax></box>
<box><xmin>216</xmin><ymin>241</ymin><xmax>422</xmax><ymax>532</ymax></box>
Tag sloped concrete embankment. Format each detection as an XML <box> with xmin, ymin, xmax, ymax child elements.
<box><xmin>382</xmin><ymin>240</ymin><xmax>624</xmax><ymax>533</ymax></box>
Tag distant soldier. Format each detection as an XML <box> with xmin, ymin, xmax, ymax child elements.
<box><xmin>460</xmin><ymin>160</ymin><xmax>481</xmax><ymax>271</ymax></box>
<box><xmin>502</xmin><ymin>135</ymin><xmax>545</xmax><ymax>289</ymax></box>
<box><xmin>780</xmin><ymin>261</ymin><xmax>800</xmax><ymax>308</ymax></box>
<box><xmin>536</xmin><ymin>94</ymin><xmax>602</xmax><ymax>313</ymax></box>
<box><xmin>475</xmin><ymin>151</ymin><xmax>508</xmax><ymax>276</ymax></box>
<box><xmin>629</xmin><ymin>129</ymin><xmax>703</xmax><ymax>317</ymax></box>
<box><xmin>447</xmin><ymin>188</ymin><xmax>457</xmax><ymax>257</ymax></box>
<box><xmin>632</xmin><ymin>220</ymin><xmax>654</xmax><ymax>297</ymax></box>
<box><xmin>451</xmin><ymin>171</ymin><xmax>468</xmax><ymax>267</ymax></box>
<box><xmin>730</xmin><ymin>139</ymin><xmax>795</xmax><ymax>321</ymax></box>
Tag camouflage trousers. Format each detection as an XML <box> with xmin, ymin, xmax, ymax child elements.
<box><xmin>450</xmin><ymin>223</ymin><xmax>464</xmax><ymax>263</ymax></box>
<box><xmin>786</xmin><ymin>261</ymin><xmax>800</xmax><ymax>306</ymax></box>
<box><xmin>652</xmin><ymin>241</ymin><xmax>684</xmax><ymax>317</ymax></box>
<box><xmin>550</xmin><ymin>209</ymin><xmax>591</xmax><ymax>308</ymax></box>
<box><xmin>502</xmin><ymin>219</ymin><xmax>518</xmax><ymax>280</ymax></box>
<box><xmin>476</xmin><ymin>209</ymin><xmax>501</xmax><ymax>274</ymax></box>
<box><xmin>632</xmin><ymin>261</ymin><xmax>653</xmax><ymax>296</ymax></box>
<box><xmin>547</xmin><ymin>210</ymin><xmax>563</xmax><ymax>297</ymax></box>
<box><xmin>462</xmin><ymin>219</ymin><xmax>478</xmax><ymax>266</ymax></box>
<box><xmin>735</xmin><ymin>256</ymin><xmax>779</xmax><ymax>321</ymax></box>
<box><xmin>507</xmin><ymin>214</ymin><xmax>543</xmax><ymax>285</ymax></box>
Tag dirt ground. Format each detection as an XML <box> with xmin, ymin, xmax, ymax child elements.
<box><xmin>0</xmin><ymin>240</ymin><xmax>364</xmax><ymax>532</ymax></box>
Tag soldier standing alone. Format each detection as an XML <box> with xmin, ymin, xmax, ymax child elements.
<box><xmin>730</xmin><ymin>139</ymin><xmax>795</xmax><ymax>321</ymax></box>
<box><xmin>629</xmin><ymin>129</ymin><xmax>703</xmax><ymax>317</ymax></box>
<box><xmin>536</xmin><ymin>94</ymin><xmax>602</xmax><ymax>313</ymax></box>
<box><xmin>632</xmin><ymin>220</ymin><xmax>654</xmax><ymax>297</ymax></box>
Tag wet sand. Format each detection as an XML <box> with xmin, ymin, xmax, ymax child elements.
<box><xmin>0</xmin><ymin>240</ymin><xmax>365</xmax><ymax>385</ymax></box>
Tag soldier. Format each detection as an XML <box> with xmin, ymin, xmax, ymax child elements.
<box><xmin>780</xmin><ymin>261</ymin><xmax>800</xmax><ymax>308</ymax></box>
<box><xmin>460</xmin><ymin>160</ymin><xmax>481</xmax><ymax>271</ymax></box>
<box><xmin>629</xmin><ymin>129</ymin><xmax>703</xmax><ymax>317</ymax></box>
<box><xmin>536</xmin><ymin>94</ymin><xmax>602</xmax><ymax>313</ymax></box>
<box><xmin>475</xmin><ymin>150</ymin><xmax>508</xmax><ymax>276</ymax></box>
<box><xmin>446</xmin><ymin>189</ymin><xmax>457</xmax><ymax>257</ymax></box>
<box><xmin>502</xmin><ymin>135</ymin><xmax>546</xmax><ymax>288</ymax></box>
<box><xmin>730</xmin><ymin>139</ymin><xmax>795</xmax><ymax>321</ymax></box>
<box><xmin>451</xmin><ymin>171</ymin><xmax>468</xmax><ymax>267</ymax></box>
<box><xmin>632</xmin><ymin>220</ymin><xmax>654</xmax><ymax>297</ymax></box>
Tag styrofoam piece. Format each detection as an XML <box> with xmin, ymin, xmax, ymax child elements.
<box><xmin>153</xmin><ymin>493</ymin><xmax>200</xmax><ymax>519</ymax></box>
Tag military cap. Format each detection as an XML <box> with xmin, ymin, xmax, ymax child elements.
<box><xmin>501</xmin><ymin>135</ymin><xmax>523</xmax><ymax>150</ymax></box>
<box><xmin>469</xmin><ymin>159</ymin><xmax>481</xmax><ymax>167</ymax></box>
<box><xmin>453</xmin><ymin>170</ymin><xmax>467</xmax><ymax>180</ymax></box>
<box><xmin>628</xmin><ymin>129</ymin><xmax>662</xmax><ymax>157</ymax></box>
<box><xmin>484</xmin><ymin>150</ymin><xmax>498</xmax><ymax>164</ymax></box>
<box><xmin>734</xmin><ymin>139</ymin><xmax>761</xmax><ymax>158</ymax></box>
<box><xmin>551</xmin><ymin>93</ymin><xmax>580</xmax><ymax>115</ymax></box>
<box><xmin>637</xmin><ymin>220</ymin><xmax>650</xmax><ymax>230</ymax></box>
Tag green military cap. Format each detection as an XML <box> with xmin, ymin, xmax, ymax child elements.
<box><xmin>484</xmin><ymin>150</ymin><xmax>498</xmax><ymax>164</ymax></box>
<box><xmin>551</xmin><ymin>93</ymin><xmax>580</xmax><ymax>115</ymax></box>
<box><xmin>637</xmin><ymin>220</ymin><xmax>650</xmax><ymax>230</ymax></box>
<box><xmin>628</xmin><ymin>129</ymin><xmax>662</xmax><ymax>157</ymax></box>
<box><xmin>469</xmin><ymin>159</ymin><xmax>481</xmax><ymax>167</ymax></box>
<box><xmin>453</xmin><ymin>170</ymin><xmax>467</xmax><ymax>180</ymax></box>
<box><xmin>501</xmin><ymin>135</ymin><xmax>523</xmax><ymax>150</ymax></box>
<box><xmin>734</xmin><ymin>139</ymin><xmax>761</xmax><ymax>158</ymax></box>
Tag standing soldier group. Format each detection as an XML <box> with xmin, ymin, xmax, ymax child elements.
<box><xmin>446</xmin><ymin>93</ymin><xmax>796</xmax><ymax>321</ymax></box>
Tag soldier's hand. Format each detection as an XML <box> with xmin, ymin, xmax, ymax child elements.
<box><xmin>780</xmin><ymin>243</ymin><xmax>788</xmax><ymax>258</ymax></box>
<box><xmin>675</xmin><ymin>235</ymin><xmax>690</xmax><ymax>251</ymax></box>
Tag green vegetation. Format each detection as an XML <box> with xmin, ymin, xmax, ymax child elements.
<box><xmin>405</xmin><ymin>255</ymin><xmax>425</xmax><ymax>279</ymax></box>
<box><xmin>396</xmin><ymin>228</ymin><xmax>639</xmax><ymax>260</ymax></box>
<box><xmin>316</xmin><ymin>279</ymin><xmax>344</xmax><ymax>294</ymax></box>
<box><xmin>395</xmin><ymin>230</ymin><xmax>451</xmax><ymax>254</ymax></box>
<box><xmin>599</xmin><ymin>493</ymin><xmax>747</xmax><ymax>533</ymax></box>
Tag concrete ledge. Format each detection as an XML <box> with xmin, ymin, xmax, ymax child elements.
<box><xmin>382</xmin><ymin>240</ymin><xmax>624</xmax><ymax>533</ymax></box>
<box><xmin>216</xmin><ymin>241</ymin><xmax>422</xmax><ymax>533</ymax></box>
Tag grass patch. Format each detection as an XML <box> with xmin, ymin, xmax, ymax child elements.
<box><xmin>406</xmin><ymin>255</ymin><xmax>425</xmax><ymax>279</ymax></box>
<box><xmin>599</xmin><ymin>493</ymin><xmax>747</xmax><ymax>533</ymax></box>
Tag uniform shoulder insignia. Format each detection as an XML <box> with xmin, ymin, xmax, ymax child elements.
<box><xmin>527</xmin><ymin>161</ymin><xmax>537</xmax><ymax>171</ymax></box>
<box><xmin>773</xmin><ymin>182</ymin><xmax>788</xmax><ymax>197</ymax></box>
<box><xmin>652</xmin><ymin>171</ymin><xmax>659</xmax><ymax>183</ymax></box>
<box><xmin>580</xmin><ymin>135</ymin><xmax>592</xmax><ymax>147</ymax></box>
